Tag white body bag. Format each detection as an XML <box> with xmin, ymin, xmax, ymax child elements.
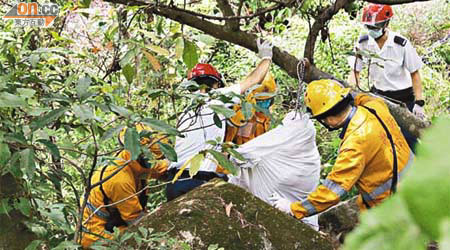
<box><xmin>229</xmin><ymin>111</ymin><xmax>321</xmax><ymax>230</ymax></box>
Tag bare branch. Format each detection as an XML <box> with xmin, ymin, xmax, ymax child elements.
<box><xmin>110</xmin><ymin>0</ymin><xmax>294</xmax><ymax>21</ymax></box>
<box><xmin>304</xmin><ymin>0</ymin><xmax>351</xmax><ymax>64</ymax></box>
<box><xmin>216</xmin><ymin>0</ymin><xmax>239</xmax><ymax>31</ymax></box>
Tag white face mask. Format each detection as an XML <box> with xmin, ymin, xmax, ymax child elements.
<box><xmin>368</xmin><ymin>28</ymin><xmax>384</xmax><ymax>39</ymax></box>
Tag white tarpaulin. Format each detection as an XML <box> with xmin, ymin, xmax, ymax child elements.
<box><xmin>229</xmin><ymin>111</ymin><xmax>321</xmax><ymax>230</ymax></box>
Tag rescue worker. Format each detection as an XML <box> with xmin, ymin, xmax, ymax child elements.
<box><xmin>225</xmin><ymin>72</ymin><xmax>277</xmax><ymax>145</ymax></box>
<box><xmin>165</xmin><ymin>39</ymin><xmax>273</xmax><ymax>201</ymax></box>
<box><xmin>347</xmin><ymin>3</ymin><xmax>425</xmax><ymax>151</ymax></box>
<box><xmin>270</xmin><ymin>79</ymin><xmax>414</xmax><ymax>220</ymax></box>
<box><xmin>81</xmin><ymin>123</ymin><xmax>169</xmax><ymax>248</ymax></box>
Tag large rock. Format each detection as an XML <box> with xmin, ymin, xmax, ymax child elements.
<box><xmin>318</xmin><ymin>197</ymin><xmax>359</xmax><ymax>247</ymax></box>
<box><xmin>135</xmin><ymin>179</ymin><xmax>334</xmax><ymax>250</ymax></box>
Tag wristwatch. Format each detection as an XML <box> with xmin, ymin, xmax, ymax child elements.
<box><xmin>414</xmin><ymin>100</ymin><xmax>425</xmax><ymax>107</ymax></box>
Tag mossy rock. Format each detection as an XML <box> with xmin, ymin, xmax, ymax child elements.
<box><xmin>134</xmin><ymin>179</ymin><xmax>333</xmax><ymax>250</ymax></box>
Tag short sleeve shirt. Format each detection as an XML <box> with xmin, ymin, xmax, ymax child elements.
<box><xmin>170</xmin><ymin>83</ymin><xmax>241</xmax><ymax>172</ymax></box>
<box><xmin>348</xmin><ymin>30</ymin><xmax>423</xmax><ymax>91</ymax></box>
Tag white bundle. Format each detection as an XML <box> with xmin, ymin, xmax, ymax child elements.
<box><xmin>229</xmin><ymin>111</ymin><xmax>321</xmax><ymax>230</ymax></box>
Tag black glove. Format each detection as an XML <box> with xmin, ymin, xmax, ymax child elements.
<box><xmin>105</xmin><ymin>207</ymin><xmax>127</xmax><ymax>233</ymax></box>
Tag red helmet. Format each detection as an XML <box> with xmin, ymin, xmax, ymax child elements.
<box><xmin>362</xmin><ymin>4</ymin><xmax>393</xmax><ymax>25</ymax></box>
<box><xmin>187</xmin><ymin>63</ymin><xmax>224</xmax><ymax>88</ymax></box>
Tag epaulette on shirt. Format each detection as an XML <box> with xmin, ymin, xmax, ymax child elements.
<box><xmin>394</xmin><ymin>35</ymin><xmax>407</xmax><ymax>46</ymax></box>
<box><xmin>358</xmin><ymin>34</ymin><xmax>369</xmax><ymax>43</ymax></box>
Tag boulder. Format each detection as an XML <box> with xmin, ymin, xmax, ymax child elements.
<box><xmin>318</xmin><ymin>197</ymin><xmax>359</xmax><ymax>247</ymax></box>
<box><xmin>135</xmin><ymin>179</ymin><xmax>334</xmax><ymax>250</ymax></box>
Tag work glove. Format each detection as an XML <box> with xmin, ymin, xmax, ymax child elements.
<box><xmin>268</xmin><ymin>193</ymin><xmax>293</xmax><ymax>216</ymax></box>
<box><xmin>413</xmin><ymin>104</ymin><xmax>426</xmax><ymax>120</ymax></box>
<box><xmin>257</xmin><ymin>38</ymin><xmax>273</xmax><ymax>60</ymax></box>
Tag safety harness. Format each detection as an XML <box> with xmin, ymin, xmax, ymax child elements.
<box><xmin>360</xmin><ymin>105</ymin><xmax>398</xmax><ymax>209</ymax></box>
<box><xmin>99</xmin><ymin>166</ymin><xmax>148</xmax><ymax>232</ymax></box>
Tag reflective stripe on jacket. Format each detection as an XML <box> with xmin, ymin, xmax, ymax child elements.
<box><xmin>291</xmin><ymin>94</ymin><xmax>413</xmax><ymax>219</ymax></box>
<box><xmin>81</xmin><ymin>150</ymin><xmax>149</xmax><ymax>248</ymax></box>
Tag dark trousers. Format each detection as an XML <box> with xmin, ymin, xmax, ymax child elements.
<box><xmin>372</xmin><ymin>87</ymin><xmax>418</xmax><ymax>153</ymax></box>
<box><xmin>165</xmin><ymin>169</ymin><xmax>228</xmax><ymax>201</ymax></box>
<box><xmin>402</xmin><ymin>101</ymin><xmax>418</xmax><ymax>153</ymax></box>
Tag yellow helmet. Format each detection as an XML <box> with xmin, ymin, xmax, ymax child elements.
<box><xmin>249</xmin><ymin>72</ymin><xmax>277</xmax><ymax>101</ymax></box>
<box><xmin>118</xmin><ymin>123</ymin><xmax>169</xmax><ymax>160</ymax></box>
<box><xmin>304</xmin><ymin>79</ymin><xmax>351</xmax><ymax>118</ymax></box>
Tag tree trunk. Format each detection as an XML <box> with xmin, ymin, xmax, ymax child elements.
<box><xmin>0</xmin><ymin>173</ymin><xmax>37</xmax><ymax>250</ymax></box>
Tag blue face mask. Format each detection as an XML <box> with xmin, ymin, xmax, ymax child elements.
<box><xmin>368</xmin><ymin>28</ymin><xmax>384</xmax><ymax>39</ymax></box>
<box><xmin>257</xmin><ymin>99</ymin><xmax>272</xmax><ymax>110</ymax></box>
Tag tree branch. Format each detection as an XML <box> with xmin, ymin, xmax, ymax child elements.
<box><xmin>104</xmin><ymin>0</ymin><xmax>429</xmax><ymax>137</ymax></box>
<box><xmin>304</xmin><ymin>0</ymin><xmax>351</xmax><ymax>64</ymax></box>
<box><xmin>216</xmin><ymin>0</ymin><xmax>239</xmax><ymax>31</ymax></box>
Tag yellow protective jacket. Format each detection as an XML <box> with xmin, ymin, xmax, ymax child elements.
<box><xmin>225</xmin><ymin>112</ymin><xmax>270</xmax><ymax>145</ymax></box>
<box><xmin>81</xmin><ymin>151</ymin><xmax>168</xmax><ymax>248</ymax></box>
<box><xmin>291</xmin><ymin>94</ymin><xmax>414</xmax><ymax>219</ymax></box>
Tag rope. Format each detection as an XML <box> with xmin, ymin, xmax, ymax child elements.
<box><xmin>293</xmin><ymin>58</ymin><xmax>306</xmax><ymax>119</ymax></box>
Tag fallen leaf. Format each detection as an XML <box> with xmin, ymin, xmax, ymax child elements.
<box><xmin>225</xmin><ymin>202</ymin><xmax>233</xmax><ymax>217</ymax></box>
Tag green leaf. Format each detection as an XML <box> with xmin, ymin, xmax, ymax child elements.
<box><xmin>109</xmin><ymin>104</ymin><xmax>132</xmax><ymax>118</ymax></box>
<box><xmin>120</xmin><ymin>49</ymin><xmax>136</xmax><ymax>67</ymax></box>
<box><xmin>213</xmin><ymin>113</ymin><xmax>223</xmax><ymax>128</ymax></box>
<box><xmin>226</xmin><ymin>148</ymin><xmax>246</xmax><ymax>162</ymax></box>
<box><xmin>141</xmin><ymin>118</ymin><xmax>178</xmax><ymax>136</ymax></box>
<box><xmin>52</xmin><ymin>241</ymin><xmax>80</xmax><ymax>250</ymax></box>
<box><xmin>20</xmin><ymin>148</ymin><xmax>36</xmax><ymax>178</ymax></box>
<box><xmin>22</xmin><ymin>31</ymin><xmax>32</xmax><ymax>49</ymax></box>
<box><xmin>207</xmin><ymin>149</ymin><xmax>237</xmax><ymax>175</ymax></box>
<box><xmin>4</xmin><ymin>133</ymin><xmax>27</xmax><ymax>145</ymax></box>
<box><xmin>205</xmin><ymin>140</ymin><xmax>218</xmax><ymax>146</ymax></box>
<box><xmin>17</xmin><ymin>88</ymin><xmax>36</xmax><ymax>98</ymax></box>
<box><xmin>241</xmin><ymin>101</ymin><xmax>253</xmax><ymax>120</ymax></box>
<box><xmin>124</xmin><ymin>127</ymin><xmax>140</xmax><ymax>160</ymax></box>
<box><xmin>0</xmin><ymin>143</ymin><xmax>11</xmax><ymax>167</ymax></box>
<box><xmin>188</xmin><ymin>153</ymin><xmax>204</xmax><ymax>177</ymax></box>
<box><xmin>138</xmin><ymin>227</ymin><xmax>148</xmax><ymax>239</ymax></box>
<box><xmin>100</xmin><ymin>125</ymin><xmax>125</xmax><ymax>142</ymax></box>
<box><xmin>0</xmin><ymin>199</ymin><xmax>12</xmax><ymax>215</ymax></box>
<box><xmin>78</xmin><ymin>0</ymin><xmax>92</xmax><ymax>8</ymax></box>
<box><xmin>30</xmin><ymin>107</ymin><xmax>67</xmax><ymax>131</ymax></box>
<box><xmin>29</xmin><ymin>54</ymin><xmax>40</xmax><ymax>68</ymax></box>
<box><xmin>400</xmin><ymin>118</ymin><xmax>450</xmax><ymax>240</ymax></box>
<box><xmin>36</xmin><ymin>139</ymin><xmax>61</xmax><ymax>160</ymax></box>
<box><xmin>182</xmin><ymin>40</ymin><xmax>199</xmax><ymax>70</ymax></box>
<box><xmin>344</xmin><ymin>197</ymin><xmax>426</xmax><ymax>250</ymax></box>
<box><xmin>73</xmin><ymin>104</ymin><xmax>96</xmax><ymax>123</ymax></box>
<box><xmin>122</xmin><ymin>64</ymin><xmax>135</xmax><ymax>84</ymax></box>
<box><xmin>147</xmin><ymin>44</ymin><xmax>169</xmax><ymax>56</ymax></box>
<box><xmin>157</xmin><ymin>142</ymin><xmax>177</xmax><ymax>162</ymax></box>
<box><xmin>209</xmin><ymin>104</ymin><xmax>236</xmax><ymax>118</ymax></box>
<box><xmin>0</xmin><ymin>92</ymin><xmax>26</xmax><ymax>107</ymax></box>
<box><xmin>76</xmin><ymin>76</ymin><xmax>92</xmax><ymax>100</ymax></box>
<box><xmin>16</xmin><ymin>197</ymin><xmax>32</xmax><ymax>217</ymax></box>
<box><xmin>25</xmin><ymin>240</ymin><xmax>43</xmax><ymax>250</ymax></box>
<box><xmin>175</xmin><ymin>37</ymin><xmax>184</xmax><ymax>59</ymax></box>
